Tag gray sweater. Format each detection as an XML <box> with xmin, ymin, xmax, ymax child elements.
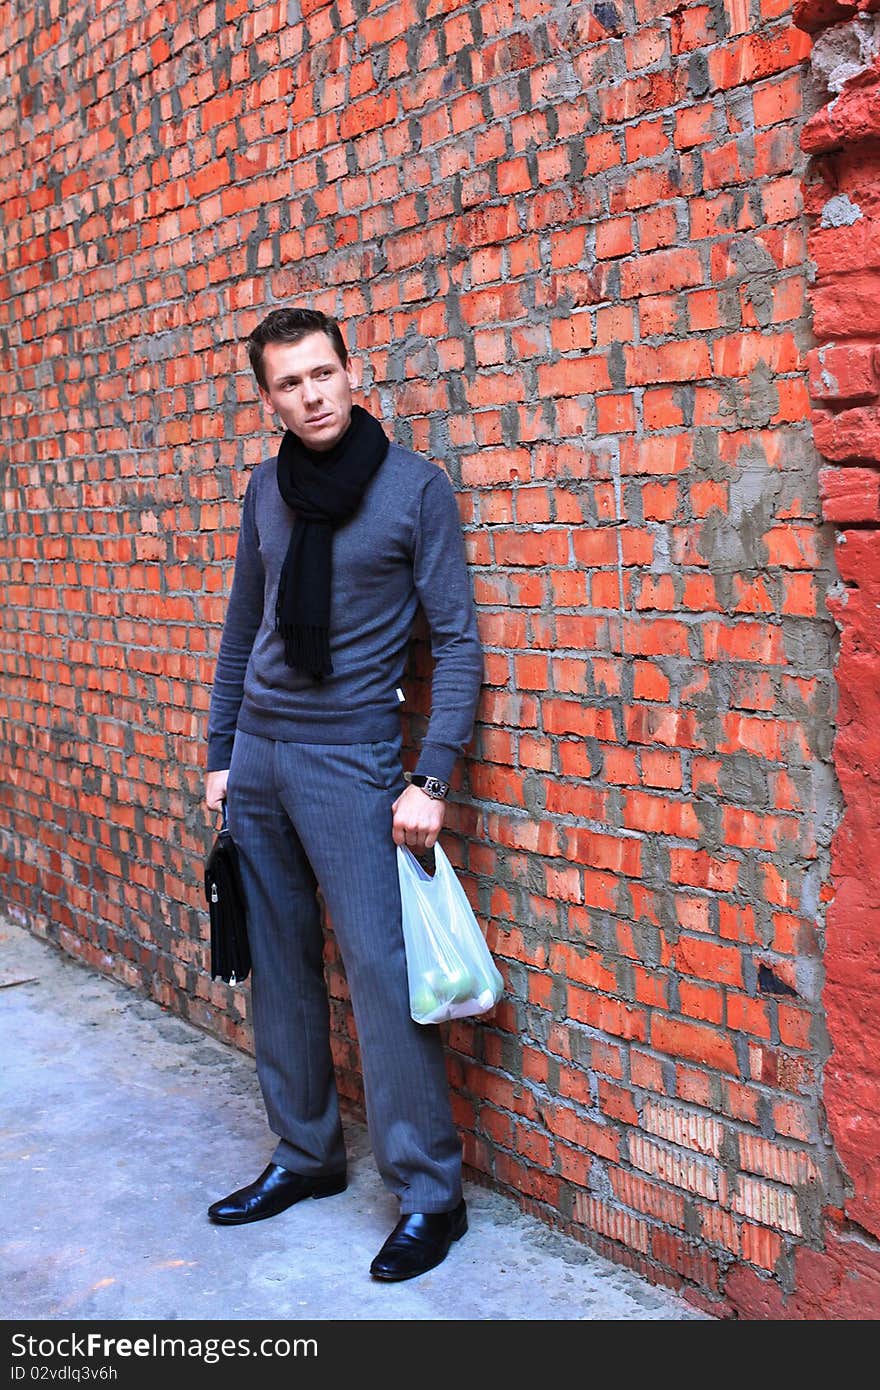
<box><xmin>207</xmin><ymin>442</ymin><xmax>483</xmax><ymax>784</ymax></box>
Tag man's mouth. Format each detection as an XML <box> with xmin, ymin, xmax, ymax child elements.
<box><xmin>306</xmin><ymin>413</ymin><xmax>332</xmax><ymax>426</ymax></box>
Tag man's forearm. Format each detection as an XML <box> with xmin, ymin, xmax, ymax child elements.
<box><xmin>207</xmin><ymin>476</ymin><xmax>264</xmax><ymax>771</ymax></box>
<box><xmin>412</xmin><ymin>470</ymin><xmax>484</xmax><ymax>784</ymax></box>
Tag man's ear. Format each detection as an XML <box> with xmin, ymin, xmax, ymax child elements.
<box><xmin>346</xmin><ymin>357</ymin><xmax>360</xmax><ymax>391</ymax></box>
<box><xmin>258</xmin><ymin>386</ymin><xmax>275</xmax><ymax>417</ymax></box>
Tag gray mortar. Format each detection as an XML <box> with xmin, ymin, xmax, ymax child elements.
<box><xmin>820</xmin><ymin>194</ymin><xmax>863</xmax><ymax>228</ymax></box>
<box><xmin>717</xmin><ymin>754</ymin><xmax>771</xmax><ymax>808</ymax></box>
<box><xmin>810</xmin><ymin>14</ymin><xmax>880</xmax><ymax>98</ymax></box>
<box><xmin>721</xmin><ymin>360</ymin><xmax>781</xmax><ymax>430</ymax></box>
<box><xmin>699</xmin><ymin>460</ymin><xmax>779</xmax><ymax>583</ymax></box>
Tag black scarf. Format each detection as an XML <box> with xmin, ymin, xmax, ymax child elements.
<box><xmin>275</xmin><ymin>404</ymin><xmax>389</xmax><ymax>679</ymax></box>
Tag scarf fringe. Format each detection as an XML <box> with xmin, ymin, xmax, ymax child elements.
<box><xmin>279</xmin><ymin>622</ymin><xmax>333</xmax><ymax>681</ymax></box>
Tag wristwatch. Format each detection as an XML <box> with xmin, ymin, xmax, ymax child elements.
<box><xmin>408</xmin><ymin>773</ymin><xmax>450</xmax><ymax>800</ymax></box>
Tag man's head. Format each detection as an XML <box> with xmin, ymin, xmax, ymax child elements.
<box><xmin>247</xmin><ymin>307</ymin><xmax>356</xmax><ymax>452</ymax></box>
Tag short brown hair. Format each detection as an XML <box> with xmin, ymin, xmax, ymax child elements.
<box><xmin>246</xmin><ymin>308</ymin><xmax>348</xmax><ymax>390</ymax></box>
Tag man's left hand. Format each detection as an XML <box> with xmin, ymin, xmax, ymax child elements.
<box><xmin>391</xmin><ymin>784</ymin><xmax>446</xmax><ymax>851</ymax></box>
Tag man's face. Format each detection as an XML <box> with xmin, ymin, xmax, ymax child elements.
<box><xmin>258</xmin><ymin>333</ymin><xmax>356</xmax><ymax>451</ymax></box>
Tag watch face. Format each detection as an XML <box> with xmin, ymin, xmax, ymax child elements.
<box><xmin>410</xmin><ymin>774</ymin><xmax>449</xmax><ymax>798</ymax></box>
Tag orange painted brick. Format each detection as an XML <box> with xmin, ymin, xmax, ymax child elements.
<box><xmin>604</xmin><ymin>746</ymin><xmax>641</xmax><ymax>784</ymax></box>
<box><xmin>549</xmin><ymin>942</ymin><xmax>617</xmax><ymax>993</ymax></box>
<box><xmin>544</xmin><ymin>1102</ymin><xmax>621</xmax><ymax>1161</ymax></box>
<box><xmin>555</xmin><ymin>1063</ymin><xmax>591</xmax><ymax>1110</ymax></box>
<box><xmin>550</xmin><ymin>313</ymin><xmax>594</xmax><ymax>352</ymax></box>
<box><xmin>633</xmin><ymin>662</ymin><xmax>671</xmax><ymax>701</ymax></box>
<box><xmin>609</xmin><ymin>1165</ymin><xmax>687</xmax><ymax>1229</ymax></box>
<box><xmin>621</xmin><ymin>248</ymin><xmax>703</xmax><ymax>298</ymax></box>
<box><xmin>638</xmin><ymin>294</ymin><xmax>681</xmax><ymax>337</ymax></box>
<box><xmin>625</xmin><ymin>117</ymin><xmax>669</xmax><ymax>161</ymax></box>
<box><xmin>772</xmin><ymin>1099</ymin><xmax>812</xmax><ymax>1144</ymax></box>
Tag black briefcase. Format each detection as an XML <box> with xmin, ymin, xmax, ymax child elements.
<box><xmin>204</xmin><ymin>800</ymin><xmax>251</xmax><ymax>984</ymax></box>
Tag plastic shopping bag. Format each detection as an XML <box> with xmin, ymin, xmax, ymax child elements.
<box><xmin>397</xmin><ymin>843</ymin><xmax>504</xmax><ymax>1025</ymax></box>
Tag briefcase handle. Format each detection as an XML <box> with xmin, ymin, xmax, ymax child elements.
<box><xmin>221</xmin><ymin>797</ymin><xmax>229</xmax><ymax>831</ymax></box>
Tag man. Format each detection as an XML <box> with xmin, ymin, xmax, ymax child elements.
<box><xmin>204</xmin><ymin>306</ymin><xmax>483</xmax><ymax>1281</ymax></box>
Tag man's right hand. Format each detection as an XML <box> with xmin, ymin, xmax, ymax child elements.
<box><xmin>206</xmin><ymin>769</ymin><xmax>229</xmax><ymax>812</ymax></box>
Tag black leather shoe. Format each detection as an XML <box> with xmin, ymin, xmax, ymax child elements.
<box><xmin>370</xmin><ymin>1198</ymin><xmax>468</xmax><ymax>1281</ymax></box>
<box><xmin>208</xmin><ymin>1162</ymin><xmax>347</xmax><ymax>1225</ymax></box>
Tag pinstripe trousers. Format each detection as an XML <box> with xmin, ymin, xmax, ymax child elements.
<box><xmin>225</xmin><ymin>728</ymin><xmax>463</xmax><ymax>1214</ymax></box>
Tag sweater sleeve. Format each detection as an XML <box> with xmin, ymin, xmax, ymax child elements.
<box><xmin>206</xmin><ymin>476</ymin><xmax>265</xmax><ymax>772</ymax></box>
<box><xmin>411</xmin><ymin>468</ymin><xmax>483</xmax><ymax>784</ymax></box>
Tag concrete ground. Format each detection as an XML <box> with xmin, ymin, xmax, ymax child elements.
<box><xmin>0</xmin><ymin>918</ymin><xmax>707</xmax><ymax>1322</ymax></box>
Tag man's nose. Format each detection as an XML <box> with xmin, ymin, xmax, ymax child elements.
<box><xmin>302</xmin><ymin>377</ymin><xmax>322</xmax><ymax>406</ymax></box>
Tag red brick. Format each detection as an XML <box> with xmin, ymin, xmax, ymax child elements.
<box><xmin>609</xmin><ymin>1167</ymin><xmax>687</xmax><ymax>1226</ymax></box>
<box><xmin>651</xmin><ymin>1016</ymin><xmax>740</xmax><ymax>1074</ymax></box>
<box><xmin>819</xmin><ymin>466</ymin><xmax>880</xmax><ymax>522</ymax></box>
<box><xmin>741</xmin><ymin>1222</ymin><xmax>784</xmax><ymax>1272</ymax></box>
<box><xmin>727</xmin><ymin>993</ymin><xmax>773</xmax><ymax>1040</ymax></box>
<box><xmin>621</xmin><ymin>248</ymin><xmax>704</xmax><ymax>298</ymax></box>
<box><xmin>624</xmin><ymin>340</ymin><xmax>712</xmax><ymax>385</ymax></box>
<box><xmin>629</xmin><ymin>1131</ymin><xmax>720</xmax><ymax>1201</ymax></box>
<box><xmin>623</xmin><ymin>789</ymin><xmax>702</xmax><ymax>838</ymax></box>
<box><xmin>679</xmin><ymin>979</ymin><xmax>725</xmax><ymax>1025</ymax></box>
<box><xmin>808</xmin><ymin>342</ymin><xmax>880</xmax><ymax>403</ymax></box>
<box><xmin>674</xmin><ymin>937</ymin><xmax>745</xmax><ymax>989</ymax></box>
<box><xmin>569</xmin><ymin>988</ymin><xmax>649</xmax><ymax>1042</ymax></box>
<box><xmin>599</xmin><ymin>1080</ymin><xmax>640</xmax><ymax>1126</ymax></box>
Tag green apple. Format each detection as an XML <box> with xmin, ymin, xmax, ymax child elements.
<box><xmin>411</xmin><ymin>984</ymin><xmax>440</xmax><ymax>1020</ymax></box>
<box><xmin>424</xmin><ymin>968</ymin><xmax>453</xmax><ymax>1000</ymax></box>
<box><xmin>444</xmin><ymin>966</ymin><xmax>476</xmax><ymax>1001</ymax></box>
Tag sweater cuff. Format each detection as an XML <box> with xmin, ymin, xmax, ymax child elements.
<box><xmin>207</xmin><ymin>736</ymin><xmax>234</xmax><ymax>773</ymax></box>
<box><xmin>414</xmin><ymin>742</ymin><xmax>458</xmax><ymax>785</ymax></box>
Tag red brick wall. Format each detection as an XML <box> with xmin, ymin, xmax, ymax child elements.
<box><xmin>717</xmin><ymin>0</ymin><xmax>880</xmax><ymax>1318</ymax></box>
<box><xmin>2</xmin><ymin>0</ymin><xmax>875</xmax><ymax>1314</ymax></box>
<box><xmin>803</xmin><ymin>0</ymin><xmax>880</xmax><ymax>1233</ymax></box>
